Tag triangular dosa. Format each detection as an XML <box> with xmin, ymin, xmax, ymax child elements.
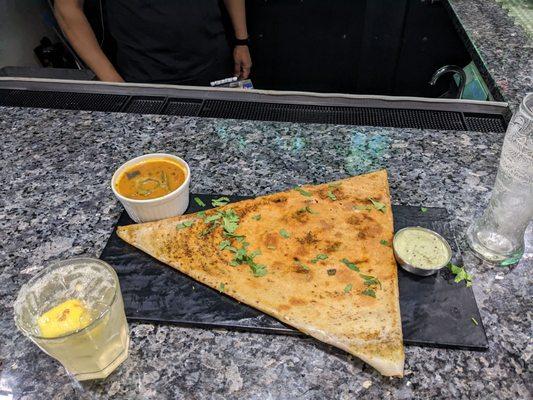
<box><xmin>117</xmin><ymin>169</ymin><xmax>404</xmax><ymax>376</ymax></box>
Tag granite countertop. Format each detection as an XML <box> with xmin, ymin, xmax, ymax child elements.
<box><xmin>0</xmin><ymin>107</ymin><xmax>531</xmax><ymax>399</ymax></box>
<box><xmin>448</xmin><ymin>0</ymin><xmax>532</xmax><ymax>109</ymax></box>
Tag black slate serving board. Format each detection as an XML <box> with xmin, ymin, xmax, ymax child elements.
<box><xmin>100</xmin><ymin>194</ymin><xmax>488</xmax><ymax>350</ymax></box>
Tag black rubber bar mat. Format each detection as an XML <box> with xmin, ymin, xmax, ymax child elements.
<box><xmin>100</xmin><ymin>194</ymin><xmax>488</xmax><ymax>350</ymax></box>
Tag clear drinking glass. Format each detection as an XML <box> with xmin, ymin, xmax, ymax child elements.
<box><xmin>466</xmin><ymin>93</ymin><xmax>533</xmax><ymax>264</ymax></box>
<box><xmin>14</xmin><ymin>258</ymin><xmax>130</xmax><ymax>381</ymax></box>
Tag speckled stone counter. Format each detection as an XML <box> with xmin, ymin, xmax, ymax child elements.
<box><xmin>448</xmin><ymin>0</ymin><xmax>532</xmax><ymax>109</ymax></box>
<box><xmin>0</xmin><ymin>107</ymin><xmax>531</xmax><ymax>399</ymax></box>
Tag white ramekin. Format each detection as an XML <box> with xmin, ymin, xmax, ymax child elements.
<box><xmin>111</xmin><ymin>153</ymin><xmax>190</xmax><ymax>223</ymax></box>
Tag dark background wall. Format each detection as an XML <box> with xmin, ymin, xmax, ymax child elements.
<box><xmin>246</xmin><ymin>0</ymin><xmax>471</xmax><ymax>97</ymax></box>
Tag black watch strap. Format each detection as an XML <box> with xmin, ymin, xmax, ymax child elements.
<box><xmin>234</xmin><ymin>38</ymin><xmax>250</xmax><ymax>47</ymax></box>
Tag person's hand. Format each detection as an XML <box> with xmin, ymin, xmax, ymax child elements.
<box><xmin>233</xmin><ymin>45</ymin><xmax>252</xmax><ymax>79</ymax></box>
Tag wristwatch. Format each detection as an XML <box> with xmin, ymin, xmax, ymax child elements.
<box><xmin>234</xmin><ymin>37</ymin><xmax>250</xmax><ymax>47</ymax></box>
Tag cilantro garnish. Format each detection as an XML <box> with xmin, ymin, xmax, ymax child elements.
<box><xmin>252</xmin><ymin>214</ymin><xmax>261</xmax><ymax>221</ymax></box>
<box><xmin>340</xmin><ymin>258</ymin><xmax>381</xmax><ymax>296</ymax></box>
<box><xmin>295</xmin><ymin>261</ymin><xmax>310</xmax><ymax>272</ymax></box>
<box><xmin>353</xmin><ymin>205</ymin><xmax>372</xmax><ymax>211</ymax></box>
<box><xmin>341</xmin><ymin>258</ymin><xmax>360</xmax><ymax>272</ymax></box>
<box><xmin>194</xmin><ymin>197</ymin><xmax>206</xmax><ymax>207</ymax></box>
<box><xmin>249</xmin><ymin>249</ymin><xmax>262</xmax><ymax>258</ymax></box>
<box><xmin>297</xmin><ymin>206</ymin><xmax>318</xmax><ymax>215</ymax></box>
<box><xmin>344</xmin><ymin>284</ymin><xmax>353</xmax><ymax>293</ymax></box>
<box><xmin>176</xmin><ymin>221</ymin><xmax>193</xmax><ymax>230</ymax></box>
<box><xmin>218</xmin><ymin>240</ymin><xmax>231</xmax><ymax>250</ymax></box>
<box><xmin>360</xmin><ymin>274</ymin><xmax>382</xmax><ymax>288</ymax></box>
<box><xmin>250</xmin><ymin>263</ymin><xmax>267</xmax><ymax>277</ymax></box>
<box><xmin>198</xmin><ymin>211</ymin><xmax>206</xmax><ymax>218</ymax></box>
<box><xmin>327</xmin><ymin>269</ymin><xmax>337</xmax><ymax>276</ymax></box>
<box><xmin>279</xmin><ymin>229</ymin><xmax>290</xmax><ymax>238</ymax></box>
<box><xmin>221</xmin><ymin>209</ymin><xmax>239</xmax><ymax>233</ymax></box>
<box><xmin>204</xmin><ymin>214</ymin><xmax>222</xmax><ymax>223</ymax></box>
<box><xmin>448</xmin><ymin>262</ymin><xmax>473</xmax><ymax>287</ymax></box>
<box><xmin>311</xmin><ymin>254</ymin><xmax>328</xmax><ymax>264</ymax></box>
<box><xmin>295</xmin><ymin>187</ymin><xmax>312</xmax><ymax>197</ymax></box>
<box><xmin>420</xmin><ymin>207</ymin><xmax>428</xmax><ymax>213</ymax></box>
<box><xmin>368</xmin><ymin>197</ymin><xmax>386</xmax><ymax>213</ymax></box>
<box><xmin>471</xmin><ymin>317</ymin><xmax>478</xmax><ymax>326</ymax></box>
<box><xmin>361</xmin><ymin>288</ymin><xmax>376</xmax><ymax>298</ymax></box>
<box><xmin>219</xmin><ymin>283</ymin><xmax>225</xmax><ymax>292</ymax></box>
<box><xmin>327</xmin><ymin>183</ymin><xmax>340</xmax><ymax>201</ymax></box>
<box><xmin>202</xmin><ymin>206</ymin><xmax>269</xmax><ymax>278</ymax></box>
<box><xmin>211</xmin><ymin>197</ymin><xmax>230</xmax><ymax>207</ymax></box>
<box><xmin>380</xmin><ymin>239</ymin><xmax>389</xmax><ymax>246</ymax></box>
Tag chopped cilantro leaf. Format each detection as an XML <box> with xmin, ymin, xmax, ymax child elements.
<box><xmin>252</xmin><ymin>214</ymin><xmax>261</xmax><ymax>221</ymax></box>
<box><xmin>211</xmin><ymin>197</ymin><xmax>230</xmax><ymax>207</ymax></box>
<box><xmin>361</xmin><ymin>288</ymin><xmax>376</xmax><ymax>298</ymax></box>
<box><xmin>344</xmin><ymin>284</ymin><xmax>353</xmax><ymax>293</ymax></box>
<box><xmin>380</xmin><ymin>239</ymin><xmax>389</xmax><ymax>246</ymax></box>
<box><xmin>295</xmin><ymin>187</ymin><xmax>312</xmax><ymax>197</ymax></box>
<box><xmin>420</xmin><ymin>207</ymin><xmax>428</xmax><ymax>213</ymax></box>
<box><xmin>198</xmin><ymin>210</ymin><xmax>206</xmax><ymax>218</ymax></box>
<box><xmin>327</xmin><ymin>269</ymin><xmax>337</xmax><ymax>276</ymax></box>
<box><xmin>368</xmin><ymin>197</ymin><xmax>386</xmax><ymax>213</ymax></box>
<box><xmin>250</xmin><ymin>263</ymin><xmax>267</xmax><ymax>277</ymax></box>
<box><xmin>448</xmin><ymin>262</ymin><xmax>473</xmax><ymax>287</ymax></box>
<box><xmin>341</xmin><ymin>258</ymin><xmax>360</xmax><ymax>272</ymax></box>
<box><xmin>249</xmin><ymin>249</ymin><xmax>262</xmax><ymax>258</ymax></box>
<box><xmin>353</xmin><ymin>205</ymin><xmax>372</xmax><ymax>211</ymax></box>
<box><xmin>219</xmin><ymin>240</ymin><xmax>231</xmax><ymax>250</ymax></box>
<box><xmin>295</xmin><ymin>261</ymin><xmax>310</xmax><ymax>271</ymax></box>
<box><xmin>194</xmin><ymin>197</ymin><xmax>206</xmax><ymax>207</ymax></box>
<box><xmin>279</xmin><ymin>229</ymin><xmax>290</xmax><ymax>238</ymax></box>
<box><xmin>221</xmin><ymin>209</ymin><xmax>239</xmax><ymax>233</ymax></box>
<box><xmin>219</xmin><ymin>283</ymin><xmax>225</xmax><ymax>292</ymax></box>
<box><xmin>223</xmin><ymin>232</ymin><xmax>245</xmax><ymax>239</ymax></box>
<box><xmin>360</xmin><ymin>274</ymin><xmax>382</xmax><ymax>288</ymax></box>
<box><xmin>205</xmin><ymin>214</ymin><xmax>222</xmax><ymax>223</ymax></box>
<box><xmin>471</xmin><ymin>317</ymin><xmax>478</xmax><ymax>326</ymax></box>
<box><xmin>297</xmin><ymin>206</ymin><xmax>319</xmax><ymax>215</ymax></box>
<box><xmin>311</xmin><ymin>254</ymin><xmax>329</xmax><ymax>263</ymax></box>
<box><xmin>327</xmin><ymin>191</ymin><xmax>337</xmax><ymax>201</ymax></box>
<box><xmin>176</xmin><ymin>221</ymin><xmax>193</xmax><ymax>230</ymax></box>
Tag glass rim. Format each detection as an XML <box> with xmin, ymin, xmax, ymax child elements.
<box><xmin>14</xmin><ymin>257</ymin><xmax>119</xmax><ymax>341</ymax></box>
<box><xmin>521</xmin><ymin>92</ymin><xmax>533</xmax><ymax>119</ymax></box>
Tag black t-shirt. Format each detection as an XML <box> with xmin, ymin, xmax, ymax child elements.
<box><xmin>106</xmin><ymin>0</ymin><xmax>231</xmax><ymax>84</ymax></box>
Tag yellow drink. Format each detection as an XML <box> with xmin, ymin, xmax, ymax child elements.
<box><xmin>14</xmin><ymin>258</ymin><xmax>130</xmax><ymax>381</ymax></box>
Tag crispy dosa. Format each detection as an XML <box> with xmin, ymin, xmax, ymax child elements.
<box><xmin>117</xmin><ymin>169</ymin><xmax>404</xmax><ymax>376</ymax></box>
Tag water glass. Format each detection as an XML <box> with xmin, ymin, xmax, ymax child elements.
<box><xmin>466</xmin><ymin>93</ymin><xmax>533</xmax><ymax>263</ymax></box>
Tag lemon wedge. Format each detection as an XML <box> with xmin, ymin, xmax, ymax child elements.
<box><xmin>37</xmin><ymin>299</ymin><xmax>93</xmax><ymax>338</ymax></box>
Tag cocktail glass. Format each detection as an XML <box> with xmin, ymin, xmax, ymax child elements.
<box><xmin>14</xmin><ymin>258</ymin><xmax>130</xmax><ymax>381</ymax></box>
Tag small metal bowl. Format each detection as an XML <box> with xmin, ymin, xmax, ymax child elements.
<box><xmin>393</xmin><ymin>227</ymin><xmax>452</xmax><ymax>276</ymax></box>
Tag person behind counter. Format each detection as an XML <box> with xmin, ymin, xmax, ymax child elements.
<box><xmin>54</xmin><ymin>0</ymin><xmax>252</xmax><ymax>85</ymax></box>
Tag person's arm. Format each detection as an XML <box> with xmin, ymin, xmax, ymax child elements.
<box><xmin>54</xmin><ymin>0</ymin><xmax>124</xmax><ymax>82</ymax></box>
<box><xmin>223</xmin><ymin>0</ymin><xmax>252</xmax><ymax>79</ymax></box>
